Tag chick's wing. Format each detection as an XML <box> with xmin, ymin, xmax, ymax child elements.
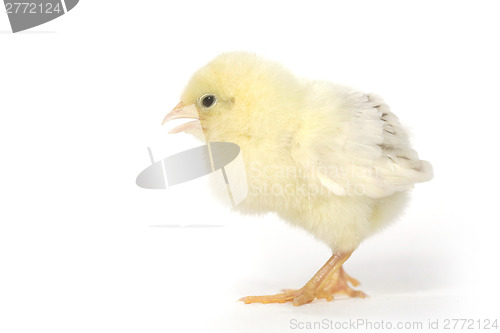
<box><xmin>291</xmin><ymin>87</ymin><xmax>433</xmax><ymax>199</ymax></box>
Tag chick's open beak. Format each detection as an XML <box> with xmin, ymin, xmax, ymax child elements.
<box><xmin>162</xmin><ymin>102</ymin><xmax>201</xmax><ymax>134</ymax></box>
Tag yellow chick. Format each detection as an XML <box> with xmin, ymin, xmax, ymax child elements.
<box><xmin>162</xmin><ymin>52</ymin><xmax>433</xmax><ymax>306</ymax></box>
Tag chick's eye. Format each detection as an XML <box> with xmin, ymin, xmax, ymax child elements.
<box><xmin>201</xmin><ymin>94</ymin><xmax>217</xmax><ymax>108</ymax></box>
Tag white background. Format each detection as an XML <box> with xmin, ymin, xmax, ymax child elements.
<box><xmin>1</xmin><ymin>1</ymin><xmax>499</xmax><ymax>332</ymax></box>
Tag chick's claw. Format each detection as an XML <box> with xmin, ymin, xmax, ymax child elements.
<box><xmin>239</xmin><ymin>288</ymin><xmax>315</xmax><ymax>306</ymax></box>
<box><xmin>239</xmin><ymin>290</ymin><xmax>298</xmax><ymax>304</ymax></box>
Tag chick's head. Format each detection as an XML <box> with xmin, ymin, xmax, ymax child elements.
<box><xmin>163</xmin><ymin>52</ymin><xmax>302</xmax><ymax>144</ymax></box>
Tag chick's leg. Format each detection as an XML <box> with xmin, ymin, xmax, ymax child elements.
<box><xmin>240</xmin><ymin>251</ymin><xmax>365</xmax><ymax>306</ymax></box>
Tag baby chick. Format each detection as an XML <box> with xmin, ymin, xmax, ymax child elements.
<box><xmin>162</xmin><ymin>52</ymin><xmax>433</xmax><ymax>306</ymax></box>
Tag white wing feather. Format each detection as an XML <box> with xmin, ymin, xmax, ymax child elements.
<box><xmin>292</xmin><ymin>84</ymin><xmax>433</xmax><ymax>199</ymax></box>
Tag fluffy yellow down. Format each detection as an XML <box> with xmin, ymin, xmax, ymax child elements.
<box><xmin>179</xmin><ymin>52</ymin><xmax>432</xmax><ymax>253</ymax></box>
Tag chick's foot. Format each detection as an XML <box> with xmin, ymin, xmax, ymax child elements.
<box><xmin>239</xmin><ymin>252</ymin><xmax>366</xmax><ymax>306</ymax></box>
<box><xmin>316</xmin><ymin>266</ymin><xmax>367</xmax><ymax>300</ymax></box>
